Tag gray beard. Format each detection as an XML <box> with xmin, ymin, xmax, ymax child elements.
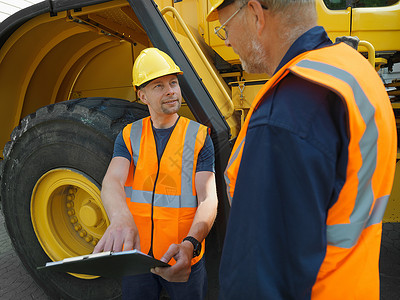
<box><xmin>239</xmin><ymin>39</ymin><xmax>271</xmax><ymax>75</ymax></box>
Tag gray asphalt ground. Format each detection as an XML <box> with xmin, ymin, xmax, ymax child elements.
<box><xmin>1</xmin><ymin>208</ymin><xmax>399</xmax><ymax>299</ymax></box>
<box><xmin>0</xmin><ymin>210</ymin><xmax>49</xmax><ymax>299</ymax></box>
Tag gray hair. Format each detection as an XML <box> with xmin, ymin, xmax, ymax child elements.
<box><xmin>235</xmin><ymin>0</ymin><xmax>317</xmax><ymax>40</ymax></box>
<box><xmin>233</xmin><ymin>0</ymin><xmax>317</xmax><ymax>60</ymax></box>
<box><xmin>236</xmin><ymin>0</ymin><xmax>315</xmax><ymax>12</ymax></box>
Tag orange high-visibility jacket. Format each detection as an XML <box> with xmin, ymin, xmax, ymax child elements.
<box><xmin>225</xmin><ymin>43</ymin><xmax>397</xmax><ymax>298</ymax></box>
<box><xmin>122</xmin><ymin>116</ymin><xmax>208</xmax><ymax>265</ymax></box>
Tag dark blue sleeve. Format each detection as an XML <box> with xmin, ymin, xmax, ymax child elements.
<box><xmin>112</xmin><ymin>131</ymin><xmax>132</xmax><ymax>162</ymax></box>
<box><xmin>196</xmin><ymin>133</ymin><xmax>215</xmax><ymax>173</ymax></box>
<box><xmin>219</xmin><ymin>74</ymin><xmax>349</xmax><ymax>299</ymax></box>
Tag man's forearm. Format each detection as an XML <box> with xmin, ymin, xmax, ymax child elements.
<box><xmin>187</xmin><ymin>197</ymin><xmax>217</xmax><ymax>243</ymax></box>
<box><xmin>187</xmin><ymin>171</ymin><xmax>218</xmax><ymax>243</ymax></box>
<box><xmin>101</xmin><ymin>180</ymin><xmax>131</xmax><ymax>222</ymax></box>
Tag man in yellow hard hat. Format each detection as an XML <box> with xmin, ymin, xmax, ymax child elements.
<box><xmin>94</xmin><ymin>48</ymin><xmax>218</xmax><ymax>299</ymax></box>
<box><xmin>208</xmin><ymin>0</ymin><xmax>396</xmax><ymax>299</ymax></box>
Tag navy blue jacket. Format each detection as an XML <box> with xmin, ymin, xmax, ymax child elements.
<box><xmin>219</xmin><ymin>26</ymin><xmax>349</xmax><ymax>299</ymax></box>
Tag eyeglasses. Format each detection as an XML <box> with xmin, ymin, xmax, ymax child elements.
<box><xmin>214</xmin><ymin>3</ymin><xmax>246</xmax><ymax>41</ymax></box>
<box><xmin>214</xmin><ymin>2</ymin><xmax>268</xmax><ymax>41</ymax></box>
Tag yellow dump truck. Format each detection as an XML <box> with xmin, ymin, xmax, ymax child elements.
<box><xmin>0</xmin><ymin>0</ymin><xmax>398</xmax><ymax>298</ymax></box>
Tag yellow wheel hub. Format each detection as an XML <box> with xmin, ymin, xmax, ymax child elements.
<box><xmin>31</xmin><ymin>168</ymin><xmax>109</xmax><ymax>279</ymax></box>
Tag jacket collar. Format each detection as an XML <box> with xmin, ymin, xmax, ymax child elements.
<box><xmin>274</xmin><ymin>26</ymin><xmax>332</xmax><ymax>75</ymax></box>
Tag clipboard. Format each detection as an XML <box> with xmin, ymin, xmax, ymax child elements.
<box><xmin>37</xmin><ymin>250</ymin><xmax>170</xmax><ymax>278</ymax></box>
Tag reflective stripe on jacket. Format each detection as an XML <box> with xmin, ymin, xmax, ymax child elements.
<box><xmin>122</xmin><ymin>116</ymin><xmax>208</xmax><ymax>265</ymax></box>
<box><xmin>225</xmin><ymin>42</ymin><xmax>397</xmax><ymax>298</ymax></box>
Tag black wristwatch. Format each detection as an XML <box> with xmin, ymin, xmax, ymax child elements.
<box><xmin>183</xmin><ymin>236</ymin><xmax>202</xmax><ymax>258</ymax></box>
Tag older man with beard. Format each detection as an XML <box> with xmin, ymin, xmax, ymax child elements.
<box><xmin>208</xmin><ymin>0</ymin><xmax>396</xmax><ymax>299</ymax></box>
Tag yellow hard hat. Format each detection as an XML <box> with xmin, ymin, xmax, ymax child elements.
<box><xmin>132</xmin><ymin>48</ymin><xmax>183</xmax><ymax>90</ymax></box>
<box><xmin>207</xmin><ymin>0</ymin><xmax>233</xmax><ymax>22</ymax></box>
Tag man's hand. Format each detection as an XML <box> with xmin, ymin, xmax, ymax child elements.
<box><xmin>150</xmin><ymin>241</ymin><xmax>194</xmax><ymax>282</ymax></box>
<box><xmin>93</xmin><ymin>213</ymin><xmax>140</xmax><ymax>253</ymax></box>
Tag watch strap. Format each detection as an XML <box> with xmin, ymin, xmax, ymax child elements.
<box><xmin>183</xmin><ymin>236</ymin><xmax>201</xmax><ymax>257</ymax></box>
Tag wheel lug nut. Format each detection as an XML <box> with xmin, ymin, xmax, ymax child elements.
<box><xmin>70</xmin><ymin>217</ymin><xmax>78</xmax><ymax>224</ymax></box>
<box><xmin>67</xmin><ymin>209</ymin><xmax>75</xmax><ymax>216</ymax></box>
<box><xmin>74</xmin><ymin>224</ymin><xmax>82</xmax><ymax>231</ymax></box>
<box><xmin>85</xmin><ymin>235</ymin><xmax>93</xmax><ymax>243</ymax></box>
<box><xmin>67</xmin><ymin>195</ymin><xmax>75</xmax><ymax>201</ymax></box>
<box><xmin>66</xmin><ymin>201</ymin><xmax>74</xmax><ymax>208</ymax></box>
<box><xmin>92</xmin><ymin>238</ymin><xmax>99</xmax><ymax>246</ymax></box>
<box><xmin>79</xmin><ymin>230</ymin><xmax>87</xmax><ymax>237</ymax></box>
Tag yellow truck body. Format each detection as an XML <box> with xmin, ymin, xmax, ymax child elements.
<box><xmin>0</xmin><ymin>0</ymin><xmax>398</xmax><ymax>298</ymax></box>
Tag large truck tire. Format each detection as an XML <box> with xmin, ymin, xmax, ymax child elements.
<box><xmin>0</xmin><ymin>97</ymin><xmax>149</xmax><ymax>299</ymax></box>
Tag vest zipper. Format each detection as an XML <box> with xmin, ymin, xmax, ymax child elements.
<box><xmin>147</xmin><ymin>117</ymin><xmax>180</xmax><ymax>257</ymax></box>
<box><xmin>147</xmin><ymin>164</ymin><xmax>160</xmax><ymax>258</ymax></box>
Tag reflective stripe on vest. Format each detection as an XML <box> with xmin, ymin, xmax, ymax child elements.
<box><xmin>124</xmin><ymin>188</ymin><xmax>198</xmax><ymax>208</ymax></box>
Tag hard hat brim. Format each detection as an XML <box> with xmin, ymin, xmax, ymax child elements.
<box><xmin>133</xmin><ymin>71</ymin><xmax>183</xmax><ymax>91</ymax></box>
<box><xmin>206</xmin><ymin>0</ymin><xmax>224</xmax><ymax>22</ymax></box>
<box><xmin>206</xmin><ymin>9</ymin><xmax>219</xmax><ymax>22</ymax></box>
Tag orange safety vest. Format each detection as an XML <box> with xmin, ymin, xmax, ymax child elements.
<box><xmin>122</xmin><ymin>116</ymin><xmax>208</xmax><ymax>265</ymax></box>
<box><xmin>225</xmin><ymin>43</ymin><xmax>397</xmax><ymax>299</ymax></box>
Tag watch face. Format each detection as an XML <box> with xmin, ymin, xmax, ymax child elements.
<box><xmin>193</xmin><ymin>242</ymin><xmax>201</xmax><ymax>257</ymax></box>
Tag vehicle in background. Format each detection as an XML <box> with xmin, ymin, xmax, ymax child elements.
<box><xmin>0</xmin><ymin>0</ymin><xmax>398</xmax><ymax>298</ymax></box>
